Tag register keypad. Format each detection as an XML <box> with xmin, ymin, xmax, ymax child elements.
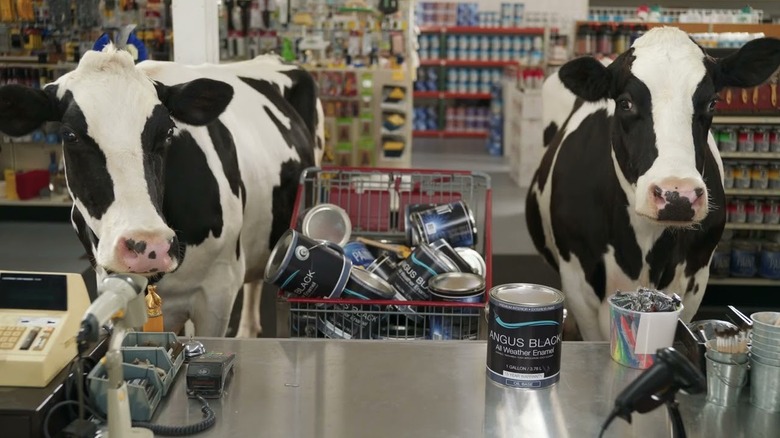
<box><xmin>0</xmin><ymin>326</ymin><xmax>48</xmax><ymax>350</ymax></box>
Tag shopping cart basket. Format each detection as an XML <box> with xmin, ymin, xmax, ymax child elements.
<box><xmin>275</xmin><ymin>167</ymin><xmax>492</xmax><ymax>340</ymax></box>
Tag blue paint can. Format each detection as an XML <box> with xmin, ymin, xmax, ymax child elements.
<box><xmin>410</xmin><ymin>200</ymin><xmax>478</xmax><ymax>248</ymax></box>
<box><xmin>730</xmin><ymin>240</ymin><xmax>758</xmax><ymax>278</ymax></box>
<box><xmin>343</xmin><ymin>241</ymin><xmax>376</xmax><ymax>268</ymax></box>
<box><xmin>404</xmin><ymin>203</ymin><xmax>438</xmax><ymax>246</ymax></box>
<box><xmin>265</xmin><ymin>229</ymin><xmax>351</xmax><ymax>298</ymax></box>
<box><xmin>429</xmin><ymin>272</ymin><xmax>485</xmax><ymax>340</ymax></box>
<box><xmin>365</xmin><ymin>254</ymin><xmax>397</xmax><ymax>281</ymax></box>
<box><xmin>709</xmin><ymin>241</ymin><xmax>731</xmax><ymax>278</ymax></box>
<box><xmin>759</xmin><ymin>241</ymin><xmax>780</xmax><ymax>280</ymax></box>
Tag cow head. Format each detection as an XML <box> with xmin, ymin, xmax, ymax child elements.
<box><xmin>558</xmin><ymin>27</ymin><xmax>780</xmax><ymax>226</ymax></box>
<box><xmin>0</xmin><ymin>47</ymin><xmax>233</xmax><ymax>278</ymax></box>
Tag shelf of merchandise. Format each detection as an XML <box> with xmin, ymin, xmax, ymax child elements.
<box><xmin>713</xmin><ymin>116</ymin><xmax>780</xmax><ymax>125</ymax></box>
<box><xmin>725</xmin><ymin>223</ymin><xmax>780</xmax><ymax>231</ymax></box>
<box><xmin>413</xmin><ymin>91</ymin><xmax>492</xmax><ymax>100</ymax></box>
<box><xmin>413</xmin><ymin>130</ymin><xmax>488</xmax><ymax>139</ymax></box>
<box><xmin>418</xmin><ymin>26</ymin><xmax>547</xmax><ymax>35</ymax></box>
<box><xmin>418</xmin><ymin>59</ymin><xmax>520</xmax><ymax>67</ymax></box>
<box><xmin>708</xmin><ymin>277</ymin><xmax>780</xmax><ymax>286</ymax></box>
<box><xmin>720</xmin><ymin>152</ymin><xmax>780</xmax><ymax>160</ymax></box>
<box><xmin>724</xmin><ymin>189</ymin><xmax>780</xmax><ymax>197</ymax></box>
<box><xmin>574</xmin><ymin>22</ymin><xmax>780</xmax><ymax>39</ymax></box>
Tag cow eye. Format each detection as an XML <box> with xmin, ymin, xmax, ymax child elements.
<box><xmin>617</xmin><ymin>99</ymin><xmax>633</xmax><ymax>112</ymax></box>
<box><xmin>707</xmin><ymin>98</ymin><xmax>719</xmax><ymax>112</ymax></box>
<box><xmin>62</xmin><ymin>130</ymin><xmax>78</xmax><ymax>143</ymax></box>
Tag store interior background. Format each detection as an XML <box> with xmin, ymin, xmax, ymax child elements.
<box><xmin>2</xmin><ymin>0</ymin><xmax>780</xmax><ymax>337</ymax></box>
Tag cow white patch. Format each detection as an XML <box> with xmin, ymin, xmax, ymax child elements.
<box><xmin>630</xmin><ymin>28</ymin><xmax>710</xmax><ymax>223</ymax></box>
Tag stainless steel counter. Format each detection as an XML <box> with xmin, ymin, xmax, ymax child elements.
<box><xmin>153</xmin><ymin>340</ymin><xmax>779</xmax><ymax>438</ymax></box>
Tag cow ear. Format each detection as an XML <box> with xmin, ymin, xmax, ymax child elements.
<box><xmin>714</xmin><ymin>38</ymin><xmax>780</xmax><ymax>90</ymax></box>
<box><xmin>0</xmin><ymin>85</ymin><xmax>60</xmax><ymax>137</ymax></box>
<box><xmin>558</xmin><ymin>57</ymin><xmax>612</xmax><ymax>102</ymax></box>
<box><xmin>156</xmin><ymin>78</ymin><xmax>234</xmax><ymax>126</ymax></box>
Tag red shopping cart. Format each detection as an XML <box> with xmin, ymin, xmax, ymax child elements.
<box><xmin>275</xmin><ymin>167</ymin><xmax>493</xmax><ymax>340</ymax></box>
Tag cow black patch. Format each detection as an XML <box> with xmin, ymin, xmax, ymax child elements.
<box><xmin>535</xmin><ymin>98</ymin><xmax>584</xmax><ymax>192</ymax></box>
<box><xmin>547</xmin><ymin>109</ymin><xmax>643</xmax><ymax>299</ymax></box>
<box><xmin>543</xmin><ymin>122</ymin><xmax>558</xmax><ymax>146</ymax></box>
<box><xmin>279</xmin><ymin>69</ymin><xmax>319</xmax><ymax>138</ymax></box>
<box><xmin>235</xmin><ymin>233</ymin><xmax>241</xmax><ymax>260</ymax></box>
<box><xmin>208</xmin><ymin>120</ymin><xmax>246</xmax><ymax>211</ymax></box>
<box><xmin>71</xmin><ymin>207</ymin><xmax>97</xmax><ymax>268</ymax></box>
<box><xmin>270</xmin><ymin>159</ymin><xmax>304</xmax><ymax>249</ymax></box>
<box><xmin>140</xmin><ymin>105</ymin><xmax>173</xmax><ymax>216</ymax></box>
<box><xmin>60</xmin><ymin>96</ymin><xmax>115</xmax><ymax>220</ymax></box>
<box><xmin>237</xmin><ymin>77</ymin><xmax>315</xmax><ymax>165</ymax></box>
<box><xmin>525</xmin><ymin>190</ymin><xmax>558</xmax><ymax>271</ymax></box>
<box><xmin>611</xmin><ymin>78</ymin><xmax>658</xmax><ymax>185</ymax></box>
<box><xmin>162</xmin><ymin>131</ymin><xmax>223</xmax><ymax>246</ymax></box>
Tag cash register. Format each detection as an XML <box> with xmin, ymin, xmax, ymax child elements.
<box><xmin>0</xmin><ymin>271</ymin><xmax>91</xmax><ymax>387</ymax></box>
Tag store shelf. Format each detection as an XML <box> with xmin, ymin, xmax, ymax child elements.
<box><xmin>724</xmin><ymin>188</ymin><xmax>780</xmax><ymax>197</ymax></box>
<box><xmin>418</xmin><ymin>59</ymin><xmax>519</xmax><ymax>68</ymax></box>
<box><xmin>413</xmin><ymin>91</ymin><xmax>492</xmax><ymax>99</ymax></box>
<box><xmin>574</xmin><ymin>22</ymin><xmax>780</xmax><ymax>39</ymax></box>
<box><xmin>713</xmin><ymin>116</ymin><xmax>780</xmax><ymax>125</ymax></box>
<box><xmin>720</xmin><ymin>152</ymin><xmax>780</xmax><ymax>160</ymax></box>
<box><xmin>708</xmin><ymin>277</ymin><xmax>780</xmax><ymax>286</ymax></box>
<box><xmin>0</xmin><ymin>197</ymin><xmax>71</xmax><ymax>207</ymax></box>
<box><xmin>725</xmin><ymin>223</ymin><xmax>780</xmax><ymax>231</ymax></box>
<box><xmin>413</xmin><ymin>130</ymin><xmax>488</xmax><ymax>138</ymax></box>
<box><xmin>418</xmin><ymin>26</ymin><xmax>546</xmax><ymax>35</ymax></box>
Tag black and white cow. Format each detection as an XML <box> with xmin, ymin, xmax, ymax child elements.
<box><xmin>0</xmin><ymin>46</ymin><xmax>323</xmax><ymax>337</ymax></box>
<box><xmin>527</xmin><ymin>27</ymin><xmax>780</xmax><ymax>341</ymax></box>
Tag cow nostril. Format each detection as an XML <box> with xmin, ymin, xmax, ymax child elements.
<box><xmin>653</xmin><ymin>186</ymin><xmax>663</xmax><ymax>198</ymax></box>
<box><xmin>694</xmin><ymin>188</ymin><xmax>704</xmax><ymax>198</ymax></box>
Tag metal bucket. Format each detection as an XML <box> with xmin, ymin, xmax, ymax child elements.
<box><xmin>750</xmin><ymin>356</ymin><xmax>780</xmax><ymax>412</ymax></box>
<box><xmin>705</xmin><ymin>352</ymin><xmax>748</xmax><ymax>407</ymax></box>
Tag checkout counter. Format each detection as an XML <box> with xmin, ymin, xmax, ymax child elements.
<box><xmin>148</xmin><ymin>339</ymin><xmax>778</xmax><ymax>438</ymax></box>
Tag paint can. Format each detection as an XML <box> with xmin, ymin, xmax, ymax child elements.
<box><xmin>343</xmin><ymin>241</ymin><xmax>376</xmax><ymax>268</ymax></box>
<box><xmin>429</xmin><ymin>272</ymin><xmax>485</xmax><ymax>340</ymax></box>
<box><xmin>265</xmin><ymin>229</ymin><xmax>352</xmax><ymax>298</ymax></box>
<box><xmin>430</xmin><ymin>238</ymin><xmax>473</xmax><ymax>273</ymax></box>
<box><xmin>404</xmin><ymin>203</ymin><xmax>438</xmax><ymax>245</ymax></box>
<box><xmin>365</xmin><ymin>254</ymin><xmax>398</xmax><ymax>281</ymax></box>
<box><xmin>388</xmin><ymin>243</ymin><xmax>459</xmax><ymax>321</ymax></box>
<box><xmin>317</xmin><ymin>267</ymin><xmax>396</xmax><ymax>339</ymax></box>
<box><xmin>410</xmin><ymin>200</ymin><xmax>478</xmax><ymax>248</ymax></box>
<box><xmin>455</xmin><ymin>247</ymin><xmax>486</xmax><ymax>277</ymax></box>
<box><xmin>300</xmin><ymin>203</ymin><xmax>352</xmax><ymax>247</ymax></box>
<box><xmin>486</xmin><ymin>283</ymin><xmax>565</xmax><ymax>389</ymax></box>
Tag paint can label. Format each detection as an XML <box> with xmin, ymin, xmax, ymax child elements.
<box><xmin>265</xmin><ymin>230</ymin><xmax>351</xmax><ymax>299</ymax></box>
<box><xmin>343</xmin><ymin>241</ymin><xmax>376</xmax><ymax>268</ymax></box>
<box><xmin>411</xmin><ymin>201</ymin><xmax>477</xmax><ymax>247</ymax></box>
<box><xmin>388</xmin><ymin>244</ymin><xmax>457</xmax><ymax>302</ymax></box>
<box><xmin>487</xmin><ymin>286</ymin><xmax>564</xmax><ymax>389</ymax></box>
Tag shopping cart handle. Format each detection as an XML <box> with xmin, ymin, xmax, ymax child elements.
<box><xmin>356</xmin><ymin>237</ymin><xmax>411</xmax><ymax>258</ymax></box>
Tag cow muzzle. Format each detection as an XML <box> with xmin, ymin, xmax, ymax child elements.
<box><xmin>639</xmin><ymin>177</ymin><xmax>708</xmax><ymax>224</ymax></box>
<box><xmin>113</xmin><ymin>230</ymin><xmax>180</xmax><ymax>275</ymax></box>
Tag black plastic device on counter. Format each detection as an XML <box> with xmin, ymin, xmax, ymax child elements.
<box><xmin>186</xmin><ymin>352</ymin><xmax>236</xmax><ymax>398</ymax></box>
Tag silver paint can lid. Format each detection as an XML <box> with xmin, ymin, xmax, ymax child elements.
<box><xmin>489</xmin><ymin>283</ymin><xmax>565</xmax><ymax>306</ymax></box>
<box><xmin>300</xmin><ymin>203</ymin><xmax>352</xmax><ymax>247</ymax></box>
<box><xmin>454</xmin><ymin>247</ymin><xmax>486</xmax><ymax>277</ymax></box>
<box><xmin>346</xmin><ymin>266</ymin><xmax>397</xmax><ymax>300</ymax></box>
<box><xmin>429</xmin><ymin>272</ymin><xmax>486</xmax><ymax>298</ymax></box>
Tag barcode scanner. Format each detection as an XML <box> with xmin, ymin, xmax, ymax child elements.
<box><xmin>600</xmin><ymin>347</ymin><xmax>706</xmax><ymax>438</ymax></box>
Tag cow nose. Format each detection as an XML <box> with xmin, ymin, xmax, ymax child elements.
<box><xmin>650</xmin><ymin>178</ymin><xmax>706</xmax><ymax>222</ymax></box>
<box><xmin>115</xmin><ymin>232</ymin><xmax>178</xmax><ymax>274</ymax></box>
